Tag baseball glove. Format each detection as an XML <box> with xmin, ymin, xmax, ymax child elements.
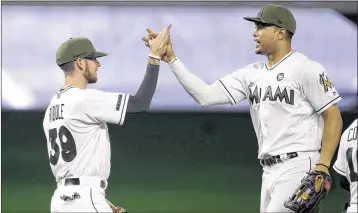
<box><xmin>108</xmin><ymin>200</ymin><xmax>128</xmax><ymax>213</ymax></box>
<box><xmin>284</xmin><ymin>171</ymin><xmax>332</xmax><ymax>213</ymax></box>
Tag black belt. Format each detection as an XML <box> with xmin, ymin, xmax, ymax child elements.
<box><xmin>64</xmin><ymin>178</ymin><xmax>106</xmax><ymax>189</ymax></box>
<box><xmin>260</xmin><ymin>152</ymin><xmax>298</xmax><ymax>166</ymax></box>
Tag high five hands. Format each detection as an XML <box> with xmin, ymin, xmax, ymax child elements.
<box><xmin>142</xmin><ymin>24</ymin><xmax>176</xmax><ymax>63</ymax></box>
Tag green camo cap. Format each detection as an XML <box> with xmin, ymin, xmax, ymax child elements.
<box><xmin>56</xmin><ymin>37</ymin><xmax>108</xmax><ymax>65</ymax></box>
<box><xmin>243</xmin><ymin>4</ymin><xmax>296</xmax><ymax>34</ymax></box>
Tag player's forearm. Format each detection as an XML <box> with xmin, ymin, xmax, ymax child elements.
<box><xmin>126</xmin><ymin>63</ymin><xmax>159</xmax><ymax>113</ymax></box>
<box><xmin>318</xmin><ymin>105</ymin><xmax>343</xmax><ymax>167</ymax></box>
<box><xmin>168</xmin><ymin>57</ymin><xmax>229</xmax><ymax>106</ymax></box>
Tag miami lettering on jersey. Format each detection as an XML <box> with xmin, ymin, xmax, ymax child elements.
<box><xmin>218</xmin><ymin>51</ymin><xmax>342</xmax><ymax>158</ymax></box>
<box><xmin>248</xmin><ymin>85</ymin><xmax>294</xmax><ymax>106</ymax></box>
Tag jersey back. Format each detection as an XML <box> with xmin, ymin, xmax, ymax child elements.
<box><xmin>334</xmin><ymin>119</ymin><xmax>358</xmax><ymax>205</ymax></box>
<box><xmin>43</xmin><ymin>86</ymin><xmax>129</xmax><ymax>181</ymax></box>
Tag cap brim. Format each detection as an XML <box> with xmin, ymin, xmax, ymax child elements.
<box><xmin>93</xmin><ymin>51</ymin><xmax>109</xmax><ymax>58</ymax></box>
<box><xmin>243</xmin><ymin>17</ymin><xmax>266</xmax><ymax>24</ymax></box>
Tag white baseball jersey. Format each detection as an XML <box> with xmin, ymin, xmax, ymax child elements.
<box><xmin>43</xmin><ymin>86</ymin><xmax>129</xmax><ymax>182</ymax></box>
<box><xmin>218</xmin><ymin>51</ymin><xmax>341</xmax><ymax>159</ymax></box>
<box><xmin>334</xmin><ymin>119</ymin><xmax>357</xmax><ymax>206</ymax></box>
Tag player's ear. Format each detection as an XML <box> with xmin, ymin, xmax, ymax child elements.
<box><xmin>277</xmin><ymin>28</ymin><xmax>286</xmax><ymax>40</ymax></box>
<box><xmin>75</xmin><ymin>58</ymin><xmax>85</xmax><ymax>71</ymax></box>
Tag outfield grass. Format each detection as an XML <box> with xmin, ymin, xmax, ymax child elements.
<box><xmin>2</xmin><ymin>112</ymin><xmax>352</xmax><ymax>213</ymax></box>
<box><xmin>2</xmin><ymin>160</ymin><xmax>349</xmax><ymax>213</ymax></box>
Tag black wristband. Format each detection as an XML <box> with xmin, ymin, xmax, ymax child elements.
<box><xmin>316</xmin><ymin>163</ymin><xmax>330</xmax><ymax>169</ymax></box>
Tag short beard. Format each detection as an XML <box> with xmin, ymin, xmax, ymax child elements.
<box><xmin>84</xmin><ymin>61</ymin><xmax>97</xmax><ymax>84</ymax></box>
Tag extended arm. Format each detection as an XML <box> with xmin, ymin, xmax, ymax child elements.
<box><xmin>126</xmin><ymin>58</ymin><xmax>160</xmax><ymax>113</ymax></box>
<box><xmin>142</xmin><ymin>27</ymin><xmax>245</xmax><ymax>106</ymax></box>
<box><xmin>126</xmin><ymin>24</ymin><xmax>172</xmax><ymax>113</ymax></box>
<box><xmin>168</xmin><ymin>57</ymin><xmax>230</xmax><ymax>106</ymax></box>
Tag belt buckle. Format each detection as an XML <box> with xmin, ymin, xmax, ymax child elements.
<box><xmin>64</xmin><ymin>178</ymin><xmax>80</xmax><ymax>186</ymax></box>
<box><xmin>265</xmin><ymin>158</ymin><xmax>271</xmax><ymax>166</ymax></box>
<box><xmin>288</xmin><ymin>152</ymin><xmax>298</xmax><ymax>159</ymax></box>
<box><xmin>269</xmin><ymin>157</ymin><xmax>276</xmax><ymax>165</ymax></box>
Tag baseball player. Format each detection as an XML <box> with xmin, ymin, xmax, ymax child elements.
<box><xmin>142</xmin><ymin>5</ymin><xmax>343</xmax><ymax>212</ymax></box>
<box><xmin>334</xmin><ymin>119</ymin><xmax>357</xmax><ymax>213</ymax></box>
<box><xmin>43</xmin><ymin>25</ymin><xmax>171</xmax><ymax>213</ymax></box>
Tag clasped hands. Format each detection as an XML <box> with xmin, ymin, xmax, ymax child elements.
<box><xmin>142</xmin><ymin>24</ymin><xmax>176</xmax><ymax>63</ymax></box>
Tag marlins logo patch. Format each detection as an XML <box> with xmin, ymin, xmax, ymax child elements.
<box><xmin>277</xmin><ymin>73</ymin><xmax>284</xmax><ymax>81</ymax></box>
<box><xmin>319</xmin><ymin>72</ymin><xmax>333</xmax><ymax>93</ymax></box>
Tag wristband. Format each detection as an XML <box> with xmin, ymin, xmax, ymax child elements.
<box><xmin>149</xmin><ymin>54</ymin><xmax>161</xmax><ymax>60</ymax></box>
<box><xmin>316</xmin><ymin>163</ymin><xmax>330</xmax><ymax>169</ymax></box>
<box><xmin>168</xmin><ymin>57</ymin><xmax>178</xmax><ymax>65</ymax></box>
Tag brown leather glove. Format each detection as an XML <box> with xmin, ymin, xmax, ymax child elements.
<box><xmin>284</xmin><ymin>171</ymin><xmax>332</xmax><ymax>213</ymax></box>
<box><xmin>108</xmin><ymin>200</ymin><xmax>128</xmax><ymax>213</ymax></box>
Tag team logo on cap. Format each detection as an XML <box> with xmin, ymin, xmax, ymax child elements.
<box><xmin>277</xmin><ymin>73</ymin><xmax>284</xmax><ymax>81</ymax></box>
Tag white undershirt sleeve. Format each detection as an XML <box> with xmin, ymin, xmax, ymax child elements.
<box><xmin>168</xmin><ymin>57</ymin><xmax>231</xmax><ymax>106</ymax></box>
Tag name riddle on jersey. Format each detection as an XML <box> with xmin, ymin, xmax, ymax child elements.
<box><xmin>348</xmin><ymin>126</ymin><xmax>357</xmax><ymax>142</ymax></box>
<box><xmin>248</xmin><ymin>85</ymin><xmax>294</xmax><ymax>106</ymax></box>
<box><xmin>49</xmin><ymin>104</ymin><xmax>65</xmax><ymax>122</ymax></box>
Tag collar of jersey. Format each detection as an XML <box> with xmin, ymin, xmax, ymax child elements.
<box><xmin>265</xmin><ymin>50</ymin><xmax>295</xmax><ymax>70</ymax></box>
<box><xmin>58</xmin><ymin>85</ymin><xmax>76</xmax><ymax>94</ymax></box>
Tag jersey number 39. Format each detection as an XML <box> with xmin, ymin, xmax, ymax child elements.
<box><xmin>48</xmin><ymin>126</ymin><xmax>77</xmax><ymax>166</ymax></box>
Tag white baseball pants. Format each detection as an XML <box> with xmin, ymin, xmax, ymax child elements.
<box><xmin>51</xmin><ymin>177</ymin><xmax>113</xmax><ymax>213</ymax></box>
<box><xmin>346</xmin><ymin>204</ymin><xmax>358</xmax><ymax>213</ymax></box>
<box><xmin>260</xmin><ymin>151</ymin><xmax>320</xmax><ymax>212</ymax></box>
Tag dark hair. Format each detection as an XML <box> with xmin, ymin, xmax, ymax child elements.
<box><xmin>286</xmin><ymin>31</ymin><xmax>294</xmax><ymax>40</ymax></box>
<box><xmin>59</xmin><ymin>61</ymin><xmax>75</xmax><ymax>73</ymax></box>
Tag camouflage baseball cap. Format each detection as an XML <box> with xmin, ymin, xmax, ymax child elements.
<box><xmin>243</xmin><ymin>4</ymin><xmax>296</xmax><ymax>34</ymax></box>
<box><xmin>56</xmin><ymin>37</ymin><xmax>108</xmax><ymax>65</ymax></box>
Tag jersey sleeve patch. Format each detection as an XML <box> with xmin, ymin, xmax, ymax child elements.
<box><xmin>117</xmin><ymin>94</ymin><xmax>129</xmax><ymax>125</ymax></box>
<box><xmin>319</xmin><ymin>72</ymin><xmax>334</xmax><ymax>93</ymax></box>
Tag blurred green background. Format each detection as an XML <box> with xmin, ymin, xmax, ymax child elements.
<box><xmin>2</xmin><ymin>111</ymin><xmax>356</xmax><ymax>213</ymax></box>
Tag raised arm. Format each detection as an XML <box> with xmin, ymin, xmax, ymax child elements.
<box><xmin>126</xmin><ymin>59</ymin><xmax>160</xmax><ymax>113</ymax></box>
<box><xmin>167</xmin><ymin>57</ymin><xmax>230</xmax><ymax>106</ymax></box>
<box><xmin>142</xmin><ymin>27</ymin><xmax>247</xmax><ymax>107</ymax></box>
<box><xmin>126</xmin><ymin>25</ymin><xmax>172</xmax><ymax>113</ymax></box>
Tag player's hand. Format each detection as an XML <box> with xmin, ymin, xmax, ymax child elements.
<box><xmin>146</xmin><ymin>24</ymin><xmax>172</xmax><ymax>59</ymax></box>
<box><xmin>142</xmin><ymin>27</ymin><xmax>176</xmax><ymax>62</ymax></box>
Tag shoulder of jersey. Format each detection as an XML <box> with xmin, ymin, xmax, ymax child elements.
<box><xmin>85</xmin><ymin>88</ymin><xmax>104</xmax><ymax>95</ymax></box>
<box><xmin>51</xmin><ymin>87</ymin><xmax>91</xmax><ymax>102</ymax></box>
<box><xmin>244</xmin><ymin>61</ymin><xmax>266</xmax><ymax>71</ymax></box>
<box><xmin>292</xmin><ymin>52</ymin><xmax>312</xmax><ymax>66</ymax></box>
<box><xmin>294</xmin><ymin>52</ymin><xmax>326</xmax><ymax>74</ymax></box>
